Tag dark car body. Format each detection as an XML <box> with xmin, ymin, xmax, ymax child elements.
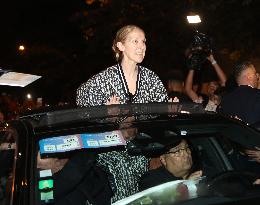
<box><xmin>1</xmin><ymin>103</ymin><xmax>260</xmax><ymax>205</ymax></box>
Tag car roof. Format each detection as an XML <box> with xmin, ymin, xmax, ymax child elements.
<box><xmin>20</xmin><ymin>103</ymin><xmax>208</xmax><ymax>128</ymax></box>
<box><xmin>17</xmin><ymin>102</ymin><xmax>260</xmax><ymax>155</ymax></box>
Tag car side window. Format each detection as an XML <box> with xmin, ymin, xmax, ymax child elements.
<box><xmin>191</xmin><ymin>137</ymin><xmax>226</xmax><ymax>177</ymax></box>
<box><xmin>0</xmin><ymin>125</ymin><xmax>17</xmax><ymax>205</ymax></box>
<box><xmin>216</xmin><ymin>135</ymin><xmax>260</xmax><ymax>175</ymax></box>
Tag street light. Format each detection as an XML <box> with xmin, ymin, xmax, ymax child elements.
<box><xmin>186</xmin><ymin>13</ymin><xmax>202</xmax><ymax>34</ymax></box>
<box><xmin>186</xmin><ymin>14</ymin><xmax>201</xmax><ymax>24</ymax></box>
<box><xmin>26</xmin><ymin>93</ymin><xmax>32</xmax><ymax>100</ymax></box>
<box><xmin>18</xmin><ymin>45</ymin><xmax>25</xmax><ymax>51</ymax></box>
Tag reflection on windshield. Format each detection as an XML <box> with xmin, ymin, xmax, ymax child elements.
<box><xmin>0</xmin><ymin>125</ymin><xmax>17</xmax><ymax>205</ymax></box>
<box><xmin>113</xmin><ymin>179</ymin><xmax>201</xmax><ymax>205</ymax></box>
<box><xmin>35</xmin><ymin>123</ymin><xmax>260</xmax><ymax>205</ymax></box>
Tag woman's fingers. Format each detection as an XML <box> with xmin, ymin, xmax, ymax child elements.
<box><xmin>105</xmin><ymin>95</ymin><xmax>120</xmax><ymax>105</ymax></box>
<box><xmin>168</xmin><ymin>97</ymin><xmax>179</xmax><ymax>103</ymax></box>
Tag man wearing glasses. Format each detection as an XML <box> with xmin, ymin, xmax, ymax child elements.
<box><xmin>139</xmin><ymin>139</ymin><xmax>203</xmax><ymax>190</ymax></box>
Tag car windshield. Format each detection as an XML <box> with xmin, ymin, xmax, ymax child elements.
<box><xmin>2</xmin><ymin>103</ymin><xmax>260</xmax><ymax>205</ymax></box>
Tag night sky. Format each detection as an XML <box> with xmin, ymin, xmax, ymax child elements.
<box><xmin>0</xmin><ymin>0</ymin><xmax>259</xmax><ymax>105</ymax></box>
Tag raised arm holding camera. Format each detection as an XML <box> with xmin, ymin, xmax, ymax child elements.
<box><xmin>184</xmin><ymin>32</ymin><xmax>227</xmax><ymax>110</ymax></box>
<box><xmin>185</xmin><ymin>54</ymin><xmax>226</xmax><ymax>103</ymax></box>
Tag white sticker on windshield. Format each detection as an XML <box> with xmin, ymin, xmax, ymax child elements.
<box><xmin>39</xmin><ymin>130</ymin><xmax>126</xmax><ymax>154</ymax></box>
<box><xmin>87</xmin><ymin>140</ymin><xmax>99</xmax><ymax>147</ymax></box>
<box><xmin>83</xmin><ymin>131</ymin><xmax>125</xmax><ymax>148</ymax></box>
<box><xmin>56</xmin><ymin>135</ymin><xmax>82</xmax><ymax>151</ymax></box>
<box><xmin>39</xmin><ymin>169</ymin><xmax>52</xmax><ymax>178</ymax></box>
<box><xmin>99</xmin><ymin>133</ymin><xmax>122</xmax><ymax>146</ymax></box>
<box><xmin>44</xmin><ymin>145</ymin><xmax>56</xmax><ymax>152</ymax></box>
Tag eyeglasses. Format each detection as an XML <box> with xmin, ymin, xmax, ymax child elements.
<box><xmin>166</xmin><ymin>146</ymin><xmax>191</xmax><ymax>156</ymax></box>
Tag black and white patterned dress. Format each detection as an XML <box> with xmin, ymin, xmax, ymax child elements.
<box><xmin>76</xmin><ymin>64</ymin><xmax>168</xmax><ymax>202</ymax></box>
<box><xmin>97</xmin><ymin>149</ymin><xmax>149</xmax><ymax>202</ymax></box>
<box><xmin>76</xmin><ymin>64</ymin><xmax>168</xmax><ymax>106</ymax></box>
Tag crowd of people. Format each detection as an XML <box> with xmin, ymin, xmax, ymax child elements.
<box><xmin>1</xmin><ymin>24</ymin><xmax>260</xmax><ymax>204</ymax></box>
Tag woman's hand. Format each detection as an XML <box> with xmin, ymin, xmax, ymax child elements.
<box><xmin>105</xmin><ymin>95</ymin><xmax>120</xmax><ymax>105</ymax></box>
<box><xmin>194</xmin><ymin>96</ymin><xmax>203</xmax><ymax>104</ymax></box>
<box><xmin>168</xmin><ymin>97</ymin><xmax>179</xmax><ymax>103</ymax></box>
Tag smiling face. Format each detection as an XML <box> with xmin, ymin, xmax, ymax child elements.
<box><xmin>117</xmin><ymin>28</ymin><xmax>146</xmax><ymax>65</ymax></box>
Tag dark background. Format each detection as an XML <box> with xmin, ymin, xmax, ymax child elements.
<box><xmin>0</xmin><ymin>0</ymin><xmax>259</xmax><ymax>105</ymax></box>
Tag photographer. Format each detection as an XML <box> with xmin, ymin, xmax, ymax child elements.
<box><xmin>184</xmin><ymin>32</ymin><xmax>226</xmax><ymax>109</ymax></box>
<box><xmin>185</xmin><ymin>54</ymin><xmax>226</xmax><ymax>104</ymax></box>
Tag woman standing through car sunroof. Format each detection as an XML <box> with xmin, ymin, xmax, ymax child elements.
<box><xmin>76</xmin><ymin>25</ymin><xmax>168</xmax><ymax>202</ymax></box>
<box><xmin>76</xmin><ymin>24</ymin><xmax>168</xmax><ymax>106</ymax></box>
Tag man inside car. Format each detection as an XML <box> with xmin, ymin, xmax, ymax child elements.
<box><xmin>139</xmin><ymin>138</ymin><xmax>260</xmax><ymax>192</ymax></box>
<box><xmin>139</xmin><ymin>139</ymin><xmax>204</xmax><ymax>190</ymax></box>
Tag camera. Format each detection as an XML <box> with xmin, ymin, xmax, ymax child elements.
<box><xmin>186</xmin><ymin>31</ymin><xmax>212</xmax><ymax>71</ymax></box>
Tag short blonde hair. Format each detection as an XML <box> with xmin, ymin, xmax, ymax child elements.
<box><xmin>112</xmin><ymin>25</ymin><xmax>145</xmax><ymax>62</ymax></box>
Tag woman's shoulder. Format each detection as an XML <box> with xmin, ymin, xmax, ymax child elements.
<box><xmin>139</xmin><ymin>65</ymin><xmax>152</xmax><ymax>73</ymax></box>
<box><xmin>139</xmin><ymin>65</ymin><xmax>162</xmax><ymax>83</ymax></box>
<box><xmin>93</xmin><ymin>64</ymin><xmax>118</xmax><ymax>78</ymax></box>
<box><xmin>79</xmin><ymin>65</ymin><xmax>118</xmax><ymax>87</ymax></box>
<box><xmin>139</xmin><ymin>65</ymin><xmax>159</xmax><ymax>77</ymax></box>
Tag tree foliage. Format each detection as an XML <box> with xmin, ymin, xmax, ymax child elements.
<box><xmin>1</xmin><ymin>0</ymin><xmax>259</xmax><ymax>104</ymax></box>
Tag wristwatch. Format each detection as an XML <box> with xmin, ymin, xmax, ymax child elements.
<box><xmin>211</xmin><ymin>60</ymin><xmax>217</xmax><ymax>65</ymax></box>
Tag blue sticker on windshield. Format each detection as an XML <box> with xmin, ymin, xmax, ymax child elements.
<box><xmin>39</xmin><ymin>130</ymin><xmax>126</xmax><ymax>154</ymax></box>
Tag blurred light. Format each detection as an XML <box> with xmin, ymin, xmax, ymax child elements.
<box><xmin>85</xmin><ymin>0</ymin><xmax>94</xmax><ymax>5</ymax></box>
<box><xmin>18</xmin><ymin>45</ymin><xmax>25</xmax><ymax>51</ymax></box>
<box><xmin>26</xmin><ymin>93</ymin><xmax>32</xmax><ymax>99</ymax></box>
<box><xmin>187</xmin><ymin>15</ymin><xmax>201</xmax><ymax>24</ymax></box>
